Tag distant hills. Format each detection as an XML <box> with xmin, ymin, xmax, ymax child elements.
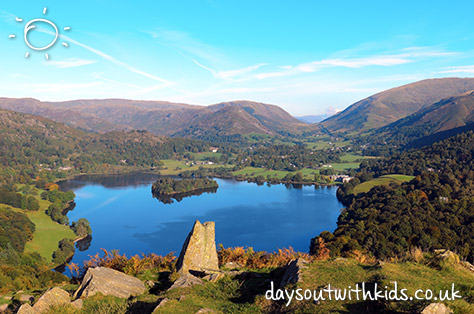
<box><xmin>296</xmin><ymin>115</ymin><xmax>329</xmax><ymax>124</ymax></box>
<box><xmin>0</xmin><ymin>98</ymin><xmax>313</xmax><ymax>140</ymax></box>
<box><xmin>3</xmin><ymin>77</ymin><xmax>474</xmax><ymax>143</ymax></box>
<box><xmin>321</xmin><ymin>78</ymin><xmax>474</xmax><ymax>132</ymax></box>
<box><xmin>376</xmin><ymin>90</ymin><xmax>474</xmax><ymax>146</ymax></box>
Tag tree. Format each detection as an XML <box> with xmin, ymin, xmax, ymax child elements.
<box><xmin>71</xmin><ymin>219</ymin><xmax>92</xmax><ymax>237</ymax></box>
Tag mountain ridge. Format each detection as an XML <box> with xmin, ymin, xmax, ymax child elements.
<box><xmin>321</xmin><ymin>77</ymin><xmax>474</xmax><ymax>132</ymax></box>
<box><xmin>0</xmin><ymin>98</ymin><xmax>312</xmax><ymax>139</ymax></box>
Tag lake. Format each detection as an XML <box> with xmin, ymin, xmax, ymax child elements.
<box><xmin>59</xmin><ymin>173</ymin><xmax>343</xmax><ymax>267</ymax></box>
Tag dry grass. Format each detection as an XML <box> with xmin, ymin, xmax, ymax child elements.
<box><xmin>218</xmin><ymin>245</ymin><xmax>313</xmax><ymax>269</ymax></box>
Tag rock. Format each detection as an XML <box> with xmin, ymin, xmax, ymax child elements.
<box><xmin>195</xmin><ymin>309</ymin><xmax>217</xmax><ymax>314</ymax></box>
<box><xmin>178</xmin><ymin>295</ymin><xmax>187</xmax><ymax>301</ymax></box>
<box><xmin>169</xmin><ymin>273</ymin><xmax>203</xmax><ymax>290</ymax></box>
<box><xmin>33</xmin><ymin>287</ymin><xmax>70</xmax><ymax>313</ymax></box>
<box><xmin>460</xmin><ymin>261</ymin><xmax>474</xmax><ymax>272</ymax></box>
<box><xmin>176</xmin><ymin>220</ymin><xmax>219</xmax><ymax>274</ymax></box>
<box><xmin>18</xmin><ymin>294</ymin><xmax>34</xmax><ymax>302</ymax></box>
<box><xmin>203</xmin><ymin>272</ymin><xmax>225</xmax><ymax>283</ymax></box>
<box><xmin>74</xmin><ymin>267</ymin><xmax>146</xmax><ymax>299</ymax></box>
<box><xmin>280</xmin><ymin>258</ymin><xmax>308</xmax><ymax>288</ymax></box>
<box><xmin>151</xmin><ymin>298</ymin><xmax>169</xmax><ymax>313</ymax></box>
<box><xmin>146</xmin><ymin>280</ymin><xmax>156</xmax><ymax>289</ymax></box>
<box><xmin>224</xmin><ymin>262</ymin><xmax>243</xmax><ymax>270</ymax></box>
<box><xmin>0</xmin><ymin>304</ymin><xmax>8</xmax><ymax>312</ymax></box>
<box><xmin>437</xmin><ymin>250</ymin><xmax>460</xmax><ymax>264</ymax></box>
<box><xmin>421</xmin><ymin>303</ymin><xmax>453</xmax><ymax>314</ymax></box>
<box><xmin>17</xmin><ymin>304</ymin><xmax>35</xmax><ymax>314</ymax></box>
<box><xmin>71</xmin><ymin>299</ymin><xmax>83</xmax><ymax>309</ymax></box>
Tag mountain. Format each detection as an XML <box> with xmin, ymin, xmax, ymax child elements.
<box><xmin>0</xmin><ymin>98</ymin><xmax>312</xmax><ymax>139</ymax></box>
<box><xmin>321</xmin><ymin>78</ymin><xmax>474</xmax><ymax>132</ymax></box>
<box><xmin>0</xmin><ymin>108</ymin><xmax>210</xmax><ymax>176</ymax></box>
<box><xmin>296</xmin><ymin>114</ymin><xmax>329</xmax><ymax>124</ymax></box>
<box><xmin>377</xmin><ymin>90</ymin><xmax>474</xmax><ymax>146</ymax></box>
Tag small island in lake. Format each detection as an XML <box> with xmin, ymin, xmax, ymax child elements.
<box><xmin>151</xmin><ymin>176</ymin><xmax>219</xmax><ymax>204</ymax></box>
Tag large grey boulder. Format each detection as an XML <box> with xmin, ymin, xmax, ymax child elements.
<box><xmin>33</xmin><ymin>287</ymin><xmax>70</xmax><ymax>313</ymax></box>
<box><xmin>280</xmin><ymin>258</ymin><xmax>308</xmax><ymax>288</ymax></box>
<box><xmin>16</xmin><ymin>304</ymin><xmax>35</xmax><ymax>314</ymax></box>
<box><xmin>421</xmin><ymin>303</ymin><xmax>453</xmax><ymax>314</ymax></box>
<box><xmin>176</xmin><ymin>220</ymin><xmax>219</xmax><ymax>274</ymax></box>
<box><xmin>74</xmin><ymin>267</ymin><xmax>146</xmax><ymax>299</ymax></box>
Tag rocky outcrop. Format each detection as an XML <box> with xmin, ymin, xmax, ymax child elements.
<box><xmin>280</xmin><ymin>258</ymin><xmax>308</xmax><ymax>288</ymax></box>
<box><xmin>421</xmin><ymin>303</ymin><xmax>453</xmax><ymax>314</ymax></box>
<box><xmin>176</xmin><ymin>220</ymin><xmax>219</xmax><ymax>274</ymax></box>
<box><xmin>71</xmin><ymin>299</ymin><xmax>83</xmax><ymax>309</ymax></box>
<box><xmin>16</xmin><ymin>288</ymin><xmax>70</xmax><ymax>314</ymax></box>
<box><xmin>435</xmin><ymin>249</ymin><xmax>460</xmax><ymax>265</ymax></box>
<box><xmin>169</xmin><ymin>273</ymin><xmax>203</xmax><ymax>290</ymax></box>
<box><xmin>74</xmin><ymin>267</ymin><xmax>146</xmax><ymax>299</ymax></box>
<box><xmin>203</xmin><ymin>272</ymin><xmax>225</xmax><ymax>283</ymax></box>
<box><xmin>33</xmin><ymin>287</ymin><xmax>70</xmax><ymax>313</ymax></box>
<box><xmin>16</xmin><ymin>304</ymin><xmax>35</xmax><ymax>314</ymax></box>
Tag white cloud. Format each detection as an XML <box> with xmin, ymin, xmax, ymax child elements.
<box><xmin>36</xmin><ymin>28</ymin><xmax>173</xmax><ymax>86</ymax></box>
<box><xmin>149</xmin><ymin>29</ymin><xmax>226</xmax><ymax>65</ymax></box>
<box><xmin>256</xmin><ymin>47</ymin><xmax>456</xmax><ymax>80</ymax></box>
<box><xmin>49</xmin><ymin>58</ymin><xmax>96</xmax><ymax>68</ymax></box>
<box><xmin>0</xmin><ymin>9</ymin><xmax>17</xmax><ymax>23</ymax></box>
<box><xmin>437</xmin><ymin>65</ymin><xmax>474</xmax><ymax>74</ymax></box>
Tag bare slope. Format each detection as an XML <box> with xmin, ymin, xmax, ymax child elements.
<box><xmin>321</xmin><ymin>78</ymin><xmax>474</xmax><ymax>132</ymax></box>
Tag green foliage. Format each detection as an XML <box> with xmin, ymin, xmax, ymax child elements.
<box><xmin>237</xmin><ymin>144</ymin><xmax>340</xmax><ymax>171</ymax></box>
<box><xmin>152</xmin><ymin>176</ymin><xmax>218</xmax><ymax>196</ymax></box>
<box><xmin>0</xmin><ymin>206</ymin><xmax>35</xmax><ymax>252</ymax></box>
<box><xmin>313</xmin><ymin>131</ymin><xmax>474</xmax><ymax>261</ymax></box>
<box><xmin>71</xmin><ymin>218</ymin><xmax>92</xmax><ymax>237</ymax></box>
<box><xmin>0</xmin><ymin>187</ymin><xmax>40</xmax><ymax>211</ymax></box>
<box><xmin>52</xmin><ymin>238</ymin><xmax>75</xmax><ymax>265</ymax></box>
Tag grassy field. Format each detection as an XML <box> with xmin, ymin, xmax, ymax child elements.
<box><xmin>232</xmin><ymin>167</ymin><xmax>318</xmax><ymax>179</ymax></box>
<box><xmin>382</xmin><ymin>174</ymin><xmax>415</xmax><ymax>181</ymax></box>
<box><xmin>353</xmin><ymin>174</ymin><xmax>415</xmax><ymax>194</ymax></box>
<box><xmin>295</xmin><ymin>258</ymin><xmax>474</xmax><ymax>313</ymax></box>
<box><xmin>13</xmin><ymin>184</ymin><xmax>76</xmax><ymax>263</ymax></box>
<box><xmin>190</xmin><ymin>152</ymin><xmax>222</xmax><ymax>160</ymax></box>
<box><xmin>327</xmin><ymin>162</ymin><xmax>360</xmax><ymax>171</ymax></box>
<box><xmin>159</xmin><ymin>159</ymin><xmax>226</xmax><ymax>175</ymax></box>
<box><xmin>306</xmin><ymin>139</ymin><xmax>352</xmax><ymax>150</ymax></box>
<box><xmin>339</xmin><ymin>153</ymin><xmax>378</xmax><ymax>163</ymax></box>
<box><xmin>23</xmin><ymin>210</ymin><xmax>76</xmax><ymax>263</ymax></box>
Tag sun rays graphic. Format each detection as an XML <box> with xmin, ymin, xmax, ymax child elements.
<box><xmin>9</xmin><ymin>7</ymin><xmax>71</xmax><ymax>60</ymax></box>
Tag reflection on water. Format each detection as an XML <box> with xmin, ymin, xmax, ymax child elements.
<box><xmin>152</xmin><ymin>187</ymin><xmax>218</xmax><ymax>204</ymax></box>
<box><xmin>61</xmin><ymin>174</ymin><xmax>343</xmax><ymax>270</ymax></box>
<box><xmin>75</xmin><ymin>235</ymin><xmax>92</xmax><ymax>252</ymax></box>
<box><xmin>58</xmin><ymin>172</ymin><xmax>162</xmax><ymax>190</ymax></box>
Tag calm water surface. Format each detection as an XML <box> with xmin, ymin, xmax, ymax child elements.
<box><xmin>59</xmin><ymin>173</ymin><xmax>343</xmax><ymax>266</ymax></box>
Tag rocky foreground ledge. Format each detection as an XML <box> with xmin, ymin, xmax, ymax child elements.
<box><xmin>8</xmin><ymin>220</ymin><xmax>460</xmax><ymax>314</ymax></box>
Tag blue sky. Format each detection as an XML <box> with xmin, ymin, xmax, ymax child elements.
<box><xmin>1</xmin><ymin>0</ymin><xmax>474</xmax><ymax>115</ymax></box>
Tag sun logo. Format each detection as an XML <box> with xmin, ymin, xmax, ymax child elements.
<box><xmin>8</xmin><ymin>7</ymin><xmax>71</xmax><ymax>60</ymax></box>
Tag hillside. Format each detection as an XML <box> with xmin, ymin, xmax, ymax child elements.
<box><xmin>0</xmin><ymin>108</ymin><xmax>211</xmax><ymax>183</ymax></box>
<box><xmin>376</xmin><ymin>91</ymin><xmax>474</xmax><ymax>146</ymax></box>
<box><xmin>0</xmin><ymin>98</ymin><xmax>313</xmax><ymax>139</ymax></box>
<box><xmin>321</xmin><ymin>78</ymin><xmax>474</xmax><ymax>132</ymax></box>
